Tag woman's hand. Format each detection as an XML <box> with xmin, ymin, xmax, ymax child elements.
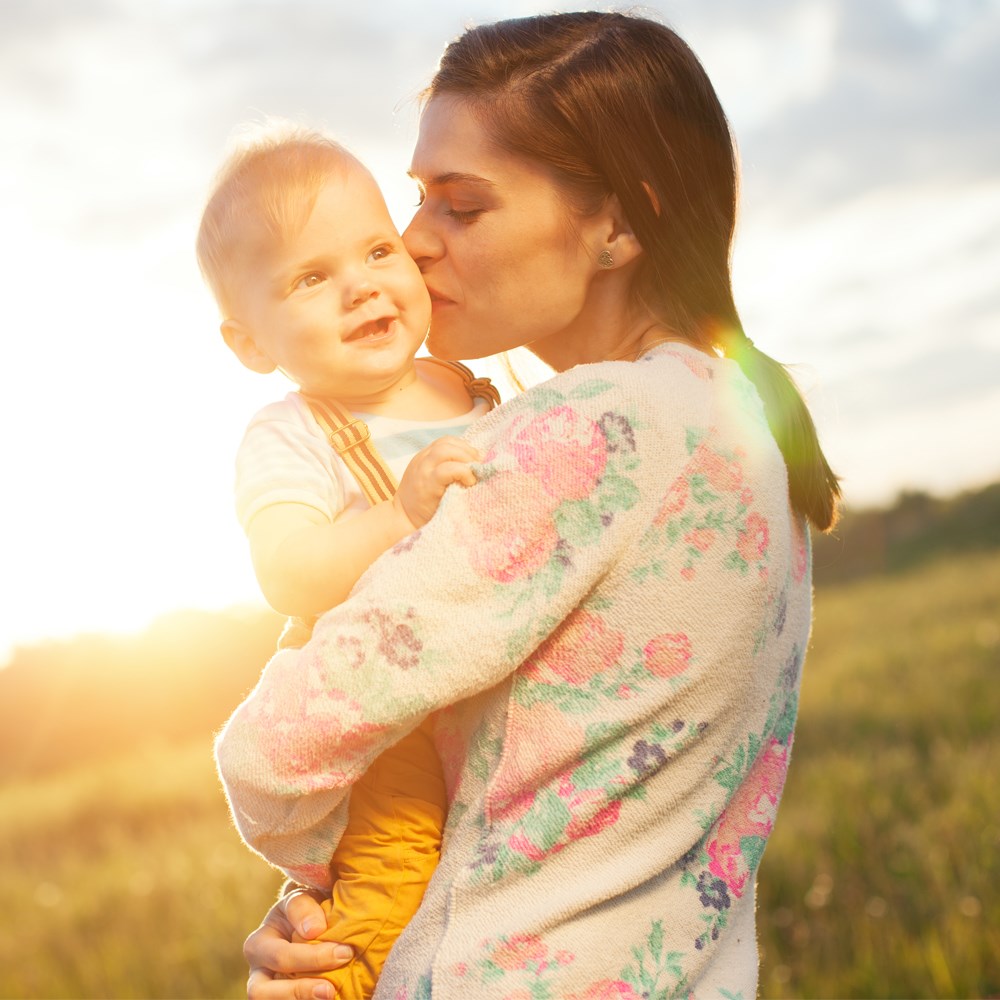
<box><xmin>244</xmin><ymin>887</ymin><xmax>353</xmax><ymax>1000</ymax></box>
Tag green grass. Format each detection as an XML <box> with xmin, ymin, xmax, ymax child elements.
<box><xmin>758</xmin><ymin>549</ymin><xmax>1000</xmax><ymax>999</ymax></box>
<box><xmin>0</xmin><ymin>550</ymin><xmax>997</xmax><ymax>998</ymax></box>
<box><xmin>0</xmin><ymin>741</ymin><xmax>283</xmax><ymax>1000</ymax></box>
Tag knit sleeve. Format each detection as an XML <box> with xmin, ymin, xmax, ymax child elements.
<box><xmin>215</xmin><ymin>366</ymin><xmax>678</xmax><ymax>888</ymax></box>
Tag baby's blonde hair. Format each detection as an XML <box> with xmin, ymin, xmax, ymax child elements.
<box><xmin>196</xmin><ymin>120</ymin><xmax>357</xmax><ymax>316</ymax></box>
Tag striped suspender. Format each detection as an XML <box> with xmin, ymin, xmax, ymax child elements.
<box><xmin>302</xmin><ymin>361</ymin><xmax>498</xmax><ymax>508</ymax></box>
<box><xmin>302</xmin><ymin>396</ymin><xmax>398</xmax><ymax>506</ymax></box>
<box><xmin>418</xmin><ymin>357</ymin><xmax>502</xmax><ymax>407</ymax></box>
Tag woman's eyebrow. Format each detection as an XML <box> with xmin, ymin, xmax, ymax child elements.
<box><xmin>408</xmin><ymin>171</ymin><xmax>496</xmax><ymax>189</ymax></box>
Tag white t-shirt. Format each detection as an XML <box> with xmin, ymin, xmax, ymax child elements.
<box><xmin>235</xmin><ymin>391</ymin><xmax>493</xmax><ymax>530</ymax></box>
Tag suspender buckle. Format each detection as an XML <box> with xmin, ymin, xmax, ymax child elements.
<box><xmin>329</xmin><ymin>417</ymin><xmax>371</xmax><ymax>454</ymax></box>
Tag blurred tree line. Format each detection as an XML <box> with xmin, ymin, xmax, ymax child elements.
<box><xmin>813</xmin><ymin>480</ymin><xmax>1000</xmax><ymax>584</ymax></box>
<box><xmin>2</xmin><ymin>480</ymin><xmax>998</xmax><ymax>780</ymax></box>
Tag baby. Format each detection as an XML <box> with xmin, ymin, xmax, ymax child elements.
<box><xmin>197</xmin><ymin>123</ymin><xmax>499</xmax><ymax>998</ymax></box>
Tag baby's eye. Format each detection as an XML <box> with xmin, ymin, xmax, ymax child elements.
<box><xmin>295</xmin><ymin>272</ymin><xmax>325</xmax><ymax>290</ymax></box>
<box><xmin>368</xmin><ymin>244</ymin><xmax>394</xmax><ymax>263</ymax></box>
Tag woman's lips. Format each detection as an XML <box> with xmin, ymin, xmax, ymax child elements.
<box><xmin>425</xmin><ymin>286</ymin><xmax>453</xmax><ymax>307</ymax></box>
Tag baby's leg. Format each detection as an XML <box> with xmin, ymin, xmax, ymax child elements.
<box><xmin>294</xmin><ymin>722</ymin><xmax>446</xmax><ymax>999</ymax></box>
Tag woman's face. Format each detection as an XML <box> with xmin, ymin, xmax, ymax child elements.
<box><xmin>403</xmin><ymin>96</ymin><xmax>605</xmax><ymax>368</ymax></box>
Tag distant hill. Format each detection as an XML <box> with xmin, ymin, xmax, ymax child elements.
<box><xmin>813</xmin><ymin>480</ymin><xmax>1000</xmax><ymax>585</ymax></box>
<box><xmin>2</xmin><ymin>480</ymin><xmax>997</xmax><ymax>780</ymax></box>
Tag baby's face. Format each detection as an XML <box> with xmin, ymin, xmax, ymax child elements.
<box><xmin>230</xmin><ymin>163</ymin><xmax>430</xmax><ymax>401</ymax></box>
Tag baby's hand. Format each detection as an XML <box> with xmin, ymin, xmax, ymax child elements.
<box><xmin>393</xmin><ymin>436</ymin><xmax>481</xmax><ymax>530</ymax></box>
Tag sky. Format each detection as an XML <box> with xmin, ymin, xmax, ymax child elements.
<box><xmin>1</xmin><ymin>0</ymin><xmax>999</xmax><ymax>662</ymax></box>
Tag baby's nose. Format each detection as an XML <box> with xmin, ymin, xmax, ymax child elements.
<box><xmin>346</xmin><ymin>278</ymin><xmax>378</xmax><ymax>308</ymax></box>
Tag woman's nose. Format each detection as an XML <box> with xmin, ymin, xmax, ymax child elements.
<box><xmin>402</xmin><ymin>205</ymin><xmax>443</xmax><ymax>272</ymax></box>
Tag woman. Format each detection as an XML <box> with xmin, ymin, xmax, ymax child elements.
<box><xmin>218</xmin><ymin>11</ymin><xmax>839</xmax><ymax>999</ymax></box>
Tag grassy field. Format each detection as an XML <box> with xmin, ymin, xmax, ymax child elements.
<box><xmin>1</xmin><ymin>550</ymin><xmax>997</xmax><ymax>999</ymax></box>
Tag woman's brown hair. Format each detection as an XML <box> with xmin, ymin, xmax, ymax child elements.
<box><xmin>426</xmin><ymin>12</ymin><xmax>840</xmax><ymax>530</ymax></box>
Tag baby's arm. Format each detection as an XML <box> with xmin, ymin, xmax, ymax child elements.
<box><xmin>248</xmin><ymin>435</ymin><xmax>480</xmax><ymax>617</ymax></box>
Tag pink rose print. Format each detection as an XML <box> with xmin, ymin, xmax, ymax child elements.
<box><xmin>692</xmin><ymin>441</ymin><xmax>743</xmax><ymax>492</ymax></box>
<box><xmin>246</xmin><ymin>673</ymin><xmax>382</xmax><ymax>789</ymax></box>
<box><xmin>737</xmin><ymin>512</ymin><xmax>769</xmax><ymax>563</ymax></box>
<box><xmin>706</xmin><ymin>837</ymin><xmax>750</xmax><ymax>898</ymax></box>
<box><xmin>431</xmin><ymin>707</ymin><xmax>469</xmax><ymax>803</ymax></box>
<box><xmin>793</xmin><ymin>520</ymin><xmax>809</xmax><ymax>582</ymax></box>
<box><xmin>287</xmin><ymin>861</ymin><xmax>335</xmax><ymax>888</ymax></box>
<box><xmin>685</xmin><ymin>528</ymin><xmax>715</xmax><ymax>552</ymax></box>
<box><xmin>491</xmin><ymin>933</ymin><xmax>548</xmax><ymax>970</ymax></box>
<box><xmin>489</xmin><ymin>702</ymin><xmax>586</xmax><ymax>817</ymax></box>
<box><xmin>508</xmin><ymin>830</ymin><xmax>548</xmax><ymax>862</ymax></box>
<box><xmin>511</xmin><ymin>405</ymin><xmax>608</xmax><ymax>501</ymax></box>
<box><xmin>523</xmin><ymin>610</ymin><xmax>625</xmax><ymax>686</ymax></box>
<box><xmin>708</xmin><ymin>738</ymin><xmax>790</xmax><ymax>897</ymax></box>
<box><xmin>461</xmin><ymin>471</ymin><xmax>560</xmax><ymax>582</ymax></box>
<box><xmin>643</xmin><ymin>632</ymin><xmax>693</xmax><ymax>679</ymax></box>
<box><xmin>565</xmin><ymin>797</ymin><xmax>621</xmax><ymax>842</ymax></box>
<box><xmin>654</xmin><ymin>475</ymin><xmax>688</xmax><ymax>525</ymax></box>
<box><xmin>567</xmin><ymin>980</ymin><xmax>643</xmax><ymax>1000</ymax></box>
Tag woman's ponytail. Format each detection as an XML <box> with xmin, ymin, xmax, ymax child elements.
<box><xmin>722</xmin><ymin>331</ymin><xmax>841</xmax><ymax>531</ymax></box>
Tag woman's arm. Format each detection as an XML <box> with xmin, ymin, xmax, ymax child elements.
<box><xmin>247</xmin><ymin>434</ymin><xmax>480</xmax><ymax>617</ymax></box>
<box><xmin>216</xmin><ymin>367</ymin><xmax>667</xmax><ymax>887</ymax></box>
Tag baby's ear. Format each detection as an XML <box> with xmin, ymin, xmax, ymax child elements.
<box><xmin>221</xmin><ymin>319</ymin><xmax>276</xmax><ymax>375</ymax></box>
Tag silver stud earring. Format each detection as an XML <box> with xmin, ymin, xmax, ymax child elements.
<box><xmin>598</xmin><ymin>250</ymin><xmax>614</xmax><ymax>268</ymax></box>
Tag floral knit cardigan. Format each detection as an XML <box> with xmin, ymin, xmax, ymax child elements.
<box><xmin>216</xmin><ymin>343</ymin><xmax>812</xmax><ymax>1000</ymax></box>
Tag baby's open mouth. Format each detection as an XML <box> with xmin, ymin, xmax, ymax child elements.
<box><xmin>346</xmin><ymin>317</ymin><xmax>393</xmax><ymax>341</ymax></box>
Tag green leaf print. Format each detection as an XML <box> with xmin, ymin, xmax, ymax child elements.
<box><xmin>685</xmin><ymin>426</ymin><xmax>708</xmax><ymax>454</ymax></box>
<box><xmin>597</xmin><ymin>472</ymin><xmax>641</xmax><ymax>513</ymax></box>
<box><xmin>689</xmin><ymin>474</ymin><xmax>720</xmax><ymax>506</ymax></box>
<box><xmin>526</xmin><ymin>386</ymin><xmax>566</xmax><ymax>412</ymax></box>
<box><xmin>740</xmin><ymin>833</ymin><xmax>767</xmax><ymax>871</ymax></box>
<box><xmin>568</xmin><ymin>379</ymin><xmax>616</xmax><ymax>399</ymax></box>
<box><xmin>554</xmin><ymin>500</ymin><xmax>603</xmax><ymax>546</ymax></box>
<box><xmin>620</xmin><ymin>919</ymin><xmax>688</xmax><ymax>999</ymax></box>
<box><xmin>522</xmin><ymin>788</ymin><xmax>573</xmax><ymax>852</ymax></box>
<box><xmin>723</xmin><ymin>550</ymin><xmax>749</xmax><ymax>575</ymax></box>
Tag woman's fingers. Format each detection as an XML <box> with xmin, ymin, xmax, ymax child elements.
<box><xmin>245</xmin><ymin>923</ymin><xmax>352</xmax><ymax>977</ymax></box>
<box><xmin>282</xmin><ymin>889</ymin><xmax>329</xmax><ymax>941</ymax></box>
<box><xmin>246</xmin><ymin>966</ymin><xmax>333</xmax><ymax>1000</ymax></box>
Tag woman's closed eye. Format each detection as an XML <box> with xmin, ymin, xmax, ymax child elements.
<box><xmin>411</xmin><ymin>188</ymin><xmax>484</xmax><ymax>224</ymax></box>
<box><xmin>446</xmin><ymin>207</ymin><xmax>485</xmax><ymax>224</ymax></box>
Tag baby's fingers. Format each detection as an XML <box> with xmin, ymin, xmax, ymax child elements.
<box><xmin>436</xmin><ymin>460</ymin><xmax>477</xmax><ymax>488</ymax></box>
<box><xmin>427</xmin><ymin>436</ymin><xmax>482</xmax><ymax>464</ymax></box>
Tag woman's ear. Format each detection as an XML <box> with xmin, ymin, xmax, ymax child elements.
<box><xmin>596</xmin><ymin>193</ymin><xmax>643</xmax><ymax>269</ymax></box>
<box><xmin>221</xmin><ymin>320</ymin><xmax>277</xmax><ymax>375</ymax></box>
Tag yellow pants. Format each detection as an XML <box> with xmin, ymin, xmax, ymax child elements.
<box><xmin>294</xmin><ymin>717</ymin><xmax>446</xmax><ymax>999</ymax></box>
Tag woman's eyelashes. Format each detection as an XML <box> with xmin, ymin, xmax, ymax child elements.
<box><xmin>446</xmin><ymin>207</ymin><xmax>485</xmax><ymax>224</ymax></box>
<box><xmin>412</xmin><ymin>189</ymin><xmax>485</xmax><ymax>224</ymax></box>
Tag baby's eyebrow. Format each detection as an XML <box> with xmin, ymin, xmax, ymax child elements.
<box><xmin>407</xmin><ymin>171</ymin><xmax>496</xmax><ymax>189</ymax></box>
